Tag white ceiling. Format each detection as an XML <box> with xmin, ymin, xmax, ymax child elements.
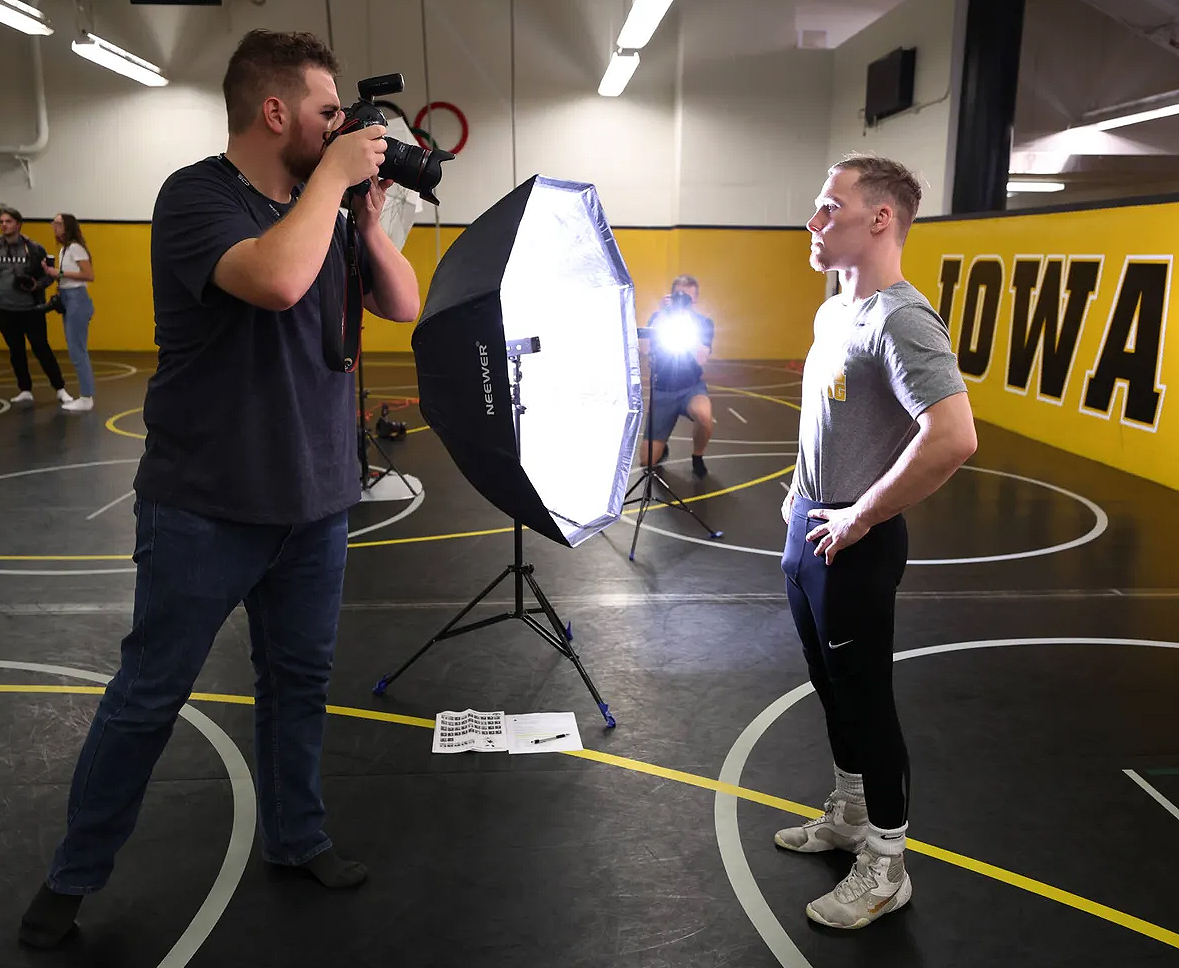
<box><xmin>1079</xmin><ymin>0</ymin><xmax>1179</xmax><ymax>59</ymax></box>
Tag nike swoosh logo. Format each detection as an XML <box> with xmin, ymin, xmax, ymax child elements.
<box><xmin>829</xmin><ymin>639</ymin><xmax>853</xmax><ymax>649</ymax></box>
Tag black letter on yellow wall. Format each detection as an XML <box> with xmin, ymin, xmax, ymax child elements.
<box><xmin>1008</xmin><ymin>258</ymin><xmax>1100</xmax><ymax>399</ymax></box>
<box><xmin>938</xmin><ymin>257</ymin><xmax>961</xmax><ymax>327</ymax></box>
<box><xmin>957</xmin><ymin>259</ymin><xmax>1003</xmax><ymax>378</ymax></box>
<box><xmin>1082</xmin><ymin>261</ymin><xmax>1168</xmax><ymax>426</ymax></box>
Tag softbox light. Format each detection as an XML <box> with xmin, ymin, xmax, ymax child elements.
<box><xmin>412</xmin><ymin>175</ymin><xmax>643</xmax><ymax>547</ymax></box>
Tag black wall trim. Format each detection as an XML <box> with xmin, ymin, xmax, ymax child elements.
<box><xmin>19</xmin><ymin>218</ymin><xmax>814</xmax><ymax>232</ymax></box>
<box><xmin>951</xmin><ymin>0</ymin><xmax>1026</xmax><ymax>214</ymax></box>
<box><xmin>918</xmin><ymin>189</ymin><xmax>1179</xmax><ymax>224</ymax></box>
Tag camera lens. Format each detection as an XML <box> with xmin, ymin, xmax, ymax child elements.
<box><xmin>379</xmin><ymin>137</ymin><xmax>455</xmax><ymax>206</ymax></box>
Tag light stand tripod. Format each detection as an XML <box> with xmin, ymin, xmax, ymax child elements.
<box><xmin>624</xmin><ymin>338</ymin><xmax>723</xmax><ymax>561</ymax></box>
<box><xmin>356</xmin><ymin>349</ymin><xmax>418</xmax><ymax>497</ymax></box>
<box><xmin>372</xmin><ymin>337</ymin><xmax>616</xmax><ymax>728</ymax></box>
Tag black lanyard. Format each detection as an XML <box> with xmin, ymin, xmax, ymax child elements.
<box><xmin>217</xmin><ymin>154</ymin><xmax>286</xmax><ymax>221</ymax></box>
<box><xmin>216</xmin><ymin>154</ymin><xmax>361</xmax><ymax>373</ymax></box>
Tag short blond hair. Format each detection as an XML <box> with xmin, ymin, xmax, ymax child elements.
<box><xmin>830</xmin><ymin>154</ymin><xmax>923</xmax><ymax>238</ymax></box>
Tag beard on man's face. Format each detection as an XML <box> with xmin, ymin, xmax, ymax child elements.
<box><xmin>281</xmin><ymin>117</ymin><xmax>322</xmax><ymax>183</ymax></box>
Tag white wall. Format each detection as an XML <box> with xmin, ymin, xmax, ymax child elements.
<box><xmin>0</xmin><ymin>0</ymin><xmax>964</xmax><ymax>227</ymax></box>
<box><xmin>676</xmin><ymin>2</ymin><xmax>832</xmax><ymax>225</ymax></box>
<box><xmin>0</xmin><ymin>0</ymin><xmax>332</xmax><ymax>219</ymax></box>
<box><xmin>826</xmin><ymin>0</ymin><xmax>964</xmax><ymax>217</ymax></box>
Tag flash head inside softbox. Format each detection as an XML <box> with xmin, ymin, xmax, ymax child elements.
<box><xmin>411</xmin><ymin>175</ymin><xmax>643</xmax><ymax>547</ymax></box>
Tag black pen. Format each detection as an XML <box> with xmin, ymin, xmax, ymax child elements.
<box><xmin>530</xmin><ymin>733</ymin><xmax>569</xmax><ymax>745</ymax></box>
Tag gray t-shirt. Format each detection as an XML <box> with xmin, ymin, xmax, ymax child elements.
<box><xmin>793</xmin><ymin>281</ymin><xmax>966</xmax><ymax>503</ymax></box>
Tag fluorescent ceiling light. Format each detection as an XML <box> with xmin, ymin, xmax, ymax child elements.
<box><xmin>598</xmin><ymin>51</ymin><xmax>640</xmax><ymax>97</ymax></box>
<box><xmin>1007</xmin><ymin>181</ymin><xmax>1065</xmax><ymax>193</ymax></box>
<box><xmin>0</xmin><ymin>0</ymin><xmax>53</xmax><ymax>36</ymax></box>
<box><xmin>72</xmin><ymin>31</ymin><xmax>167</xmax><ymax>87</ymax></box>
<box><xmin>1092</xmin><ymin>102</ymin><xmax>1179</xmax><ymax>130</ymax></box>
<box><xmin>616</xmin><ymin>0</ymin><xmax>674</xmax><ymax>49</ymax></box>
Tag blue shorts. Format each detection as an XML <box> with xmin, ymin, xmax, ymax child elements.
<box><xmin>647</xmin><ymin>380</ymin><xmax>708</xmax><ymax>442</ymax></box>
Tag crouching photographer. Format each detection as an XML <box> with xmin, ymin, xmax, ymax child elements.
<box><xmin>0</xmin><ymin>206</ymin><xmax>71</xmax><ymax>406</ymax></box>
<box><xmin>639</xmin><ymin>274</ymin><xmax>715</xmax><ymax>477</ymax></box>
<box><xmin>19</xmin><ymin>29</ymin><xmax>428</xmax><ymax>949</ymax></box>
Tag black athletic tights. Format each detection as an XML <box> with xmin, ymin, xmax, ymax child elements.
<box><xmin>782</xmin><ymin>495</ymin><xmax>910</xmax><ymax>830</ymax></box>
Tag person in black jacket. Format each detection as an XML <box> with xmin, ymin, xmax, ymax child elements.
<box><xmin>0</xmin><ymin>206</ymin><xmax>72</xmax><ymax>406</ymax></box>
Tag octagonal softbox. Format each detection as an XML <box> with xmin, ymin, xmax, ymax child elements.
<box><xmin>411</xmin><ymin>175</ymin><xmax>643</xmax><ymax>547</ymax></box>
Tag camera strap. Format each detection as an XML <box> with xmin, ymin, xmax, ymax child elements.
<box><xmin>320</xmin><ymin>210</ymin><xmax>363</xmax><ymax>373</ymax></box>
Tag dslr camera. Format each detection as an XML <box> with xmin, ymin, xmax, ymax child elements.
<box><xmin>667</xmin><ymin>289</ymin><xmax>693</xmax><ymax>310</ymax></box>
<box><xmin>325</xmin><ymin>73</ymin><xmax>454</xmax><ymax>204</ymax></box>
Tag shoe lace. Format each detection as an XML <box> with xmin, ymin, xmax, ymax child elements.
<box><xmin>833</xmin><ymin>857</ymin><xmax>879</xmax><ymax>903</ymax></box>
<box><xmin>803</xmin><ymin>793</ymin><xmax>839</xmax><ymax>828</ymax></box>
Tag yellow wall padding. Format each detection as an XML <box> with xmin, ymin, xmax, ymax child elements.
<box><xmin>21</xmin><ymin>221</ymin><xmax>824</xmax><ymax>361</ymax></box>
<box><xmin>903</xmin><ymin>202</ymin><xmax>1179</xmax><ymax>490</ymax></box>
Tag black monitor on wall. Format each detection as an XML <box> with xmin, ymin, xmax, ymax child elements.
<box><xmin>864</xmin><ymin>47</ymin><xmax>916</xmax><ymax>126</ymax></box>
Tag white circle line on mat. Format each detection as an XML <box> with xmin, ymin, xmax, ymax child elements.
<box><xmin>714</xmin><ymin>637</ymin><xmax>1179</xmax><ymax>967</ymax></box>
<box><xmin>624</xmin><ymin>465</ymin><xmax>1108</xmax><ymax>565</ymax></box>
<box><xmin>0</xmin><ymin>659</ymin><xmax>255</xmax><ymax>968</ymax></box>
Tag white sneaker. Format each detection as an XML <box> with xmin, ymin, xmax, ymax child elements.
<box><xmin>61</xmin><ymin>396</ymin><xmax>93</xmax><ymax>412</ymax></box>
<box><xmin>806</xmin><ymin>847</ymin><xmax>912</xmax><ymax>929</ymax></box>
<box><xmin>56</xmin><ymin>388</ymin><xmax>74</xmax><ymax>404</ymax></box>
<box><xmin>774</xmin><ymin>793</ymin><xmax>867</xmax><ymax>853</ymax></box>
<box><xmin>11</xmin><ymin>390</ymin><xmax>33</xmax><ymax>404</ymax></box>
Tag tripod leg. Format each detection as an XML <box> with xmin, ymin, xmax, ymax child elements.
<box><xmin>520</xmin><ymin>571</ymin><xmax>616</xmax><ymax>728</ymax></box>
<box><xmin>650</xmin><ymin>471</ymin><xmax>724</xmax><ymax>540</ymax></box>
<box><xmin>372</xmin><ymin>566</ymin><xmax>513</xmax><ymax>694</ymax></box>
<box><xmin>628</xmin><ymin>486</ymin><xmax>653</xmax><ymax>561</ymax></box>
<box><xmin>365</xmin><ymin>432</ymin><xmax>418</xmax><ymax>497</ymax></box>
<box><xmin>625</xmin><ymin>471</ymin><xmax>646</xmax><ymax>500</ymax></box>
<box><xmin>628</xmin><ymin>460</ymin><xmax>659</xmax><ymax>561</ymax></box>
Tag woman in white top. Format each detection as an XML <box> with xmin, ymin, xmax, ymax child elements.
<box><xmin>43</xmin><ymin>213</ymin><xmax>96</xmax><ymax>412</ymax></box>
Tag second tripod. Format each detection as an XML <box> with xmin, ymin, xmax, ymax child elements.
<box><xmin>623</xmin><ymin>451</ymin><xmax>724</xmax><ymax>560</ymax></box>
<box><xmin>623</xmin><ymin>344</ymin><xmax>723</xmax><ymax>560</ymax></box>
<box><xmin>356</xmin><ymin>353</ymin><xmax>418</xmax><ymax>497</ymax></box>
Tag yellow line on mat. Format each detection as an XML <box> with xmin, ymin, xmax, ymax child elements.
<box><xmin>1</xmin><ymin>683</ymin><xmax>1176</xmax><ymax>950</ymax></box>
<box><xmin>330</xmin><ymin>465</ymin><xmax>794</xmax><ymax>550</ymax></box>
<box><xmin>6</xmin><ymin>392</ymin><xmax>789</xmax><ymax>560</ymax></box>
<box><xmin>104</xmin><ymin>407</ymin><xmax>146</xmax><ymax>440</ymax></box>
<box><xmin>0</xmin><ymin>459</ymin><xmax>789</xmax><ymax>560</ymax></box>
<box><xmin>105</xmin><ymin>408</ymin><xmax>429</xmax><ymax>442</ymax></box>
<box><xmin>711</xmin><ymin>383</ymin><xmax>803</xmax><ymax>412</ymax></box>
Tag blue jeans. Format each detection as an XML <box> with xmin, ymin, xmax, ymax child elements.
<box><xmin>47</xmin><ymin>499</ymin><xmax>349</xmax><ymax>894</ymax></box>
<box><xmin>58</xmin><ymin>287</ymin><xmax>95</xmax><ymax>397</ymax></box>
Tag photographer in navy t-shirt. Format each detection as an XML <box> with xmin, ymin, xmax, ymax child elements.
<box><xmin>20</xmin><ymin>29</ymin><xmax>421</xmax><ymax>948</ymax></box>
<box><xmin>639</xmin><ymin>274</ymin><xmax>716</xmax><ymax>478</ymax></box>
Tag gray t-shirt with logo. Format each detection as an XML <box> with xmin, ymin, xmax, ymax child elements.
<box><xmin>793</xmin><ymin>281</ymin><xmax>966</xmax><ymax>503</ymax></box>
<box><xmin>0</xmin><ymin>238</ymin><xmax>38</xmax><ymax>311</ymax></box>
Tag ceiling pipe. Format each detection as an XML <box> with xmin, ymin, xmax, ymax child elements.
<box><xmin>0</xmin><ymin>36</ymin><xmax>50</xmax><ymax>187</ymax></box>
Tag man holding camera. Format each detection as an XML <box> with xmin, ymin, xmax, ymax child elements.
<box><xmin>20</xmin><ymin>29</ymin><xmax>420</xmax><ymax>949</ymax></box>
<box><xmin>639</xmin><ymin>274</ymin><xmax>715</xmax><ymax>477</ymax></box>
<box><xmin>0</xmin><ymin>206</ymin><xmax>72</xmax><ymax>405</ymax></box>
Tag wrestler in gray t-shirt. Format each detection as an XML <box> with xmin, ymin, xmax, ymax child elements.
<box><xmin>793</xmin><ymin>281</ymin><xmax>966</xmax><ymax>503</ymax></box>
